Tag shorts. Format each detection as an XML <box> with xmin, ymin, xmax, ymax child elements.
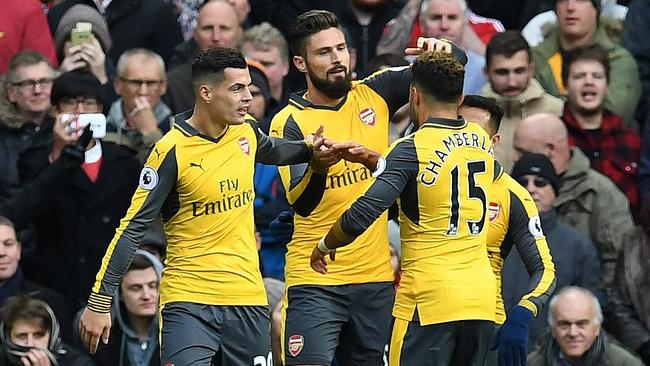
<box><xmin>282</xmin><ymin>282</ymin><xmax>394</xmax><ymax>366</ymax></box>
<box><xmin>160</xmin><ymin>302</ymin><xmax>271</xmax><ymax>366</ymax></box>
<box><xmin>485</xmin><ymin>324</ymin><xmax>500</xmax><ymax>366</ymax></box>
<box><xmin>389</xmin><ymin>315</ymin><xmax>493</xmax><ymax>366</ymax></box>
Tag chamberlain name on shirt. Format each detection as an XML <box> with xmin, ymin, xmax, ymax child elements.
<box><xmin>419</xmin><ymin>132</ymin><xmax>492</xmax><ymax>186</ymax></box>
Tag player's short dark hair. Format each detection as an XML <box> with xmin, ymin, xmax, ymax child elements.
<box><xmin>461</xmin><ymin>95</ymin><xmax>504</xmax><ymax>136</ymax></box>
<box><xmin>562</xmin><ymin>44</ymin><xmax>610</xmax><ymax>85</ymax></box>
<box><xmin>191</xmin><ymin>47</ymin><xmax>247</xmax><ymax>91</ymax></box>
<box><xmin>411</xmin><ymin>51</ymin><xmax>464</xmax><ymax>104</ymax></box>
<box><xmin>51</xmin><ymin>69</ymin><xmax>104</xmax><ymax>107</ymax></box>
<box><xmin>3</xmin><ymin>295</ymin><xmax>51</xmax><ymax>334</ymax></box>
<box><xmin>485</xmin><ymin>31</ymin><xmax>531</xmax><ymax>69</ymax></box>
<box><xmin>288</xmin><ymin>10</ymin><xmax>340</xmax><ymax>58</ymax></box>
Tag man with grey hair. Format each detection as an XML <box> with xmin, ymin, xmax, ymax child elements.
<box><xmin>106</xmin><ymin>48</ymin><xmax>173</xmax><ymax>162</ymax></box>
<box><xmin>419</xmin><ymin>0</ymin><xmax>486</xmax><ymax>94</ymax></box>
<box><xmin>376</xmin><ymin>0</ymin><xmax>487</xmax><ymax>94</ymax></box>
<box><xmin>241</xmin><ymin>22</ymin><xmax>290</xmax><ymax>115</ymax></box>
<box><xmin>528</xmin><ymin>286</ymin><xmax>642</xmax><ymax>365</ymax></box>
<box><xmin>512</xmin><ymin>113</ymin><xmax>633</xmax><ymax>288</ymax></box>
<box><xmin>1</xmin><ymin>51</ymin><xmax>56</xmax><ymax>199</ymax></box>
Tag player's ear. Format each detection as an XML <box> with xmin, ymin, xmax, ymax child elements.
<box><xmin>492</xmin><ymin>133</ymin><xmax>501</xmax><ymax>147</ymax></box>
<box><xmin>199</xmin><ymin>85</ymin><xmax>213</xmax><ymax>104</ymax></box>
<box><xmin>410</xmin><ymin>85</ymin><xmax>419</xmax><ymax>106</ymax></box>
<box><xmin>293</xmin><ymin>55</ymin><xmax>307</xmax><ymax>73</ymax></box>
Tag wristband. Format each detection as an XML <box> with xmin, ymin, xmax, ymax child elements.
<box><xmin>318</xmin><ymin>237</ymin><xmax>332</xmax><ymax>254</ymax></box>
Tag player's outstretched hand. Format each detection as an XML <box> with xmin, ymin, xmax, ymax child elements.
<box><xmin>333</xmin><ymin>142</ymin><xmax>380</xmax><ymax>171</ymax></box>
<box><xmin>310</xmin><ymin>237</ymin><xmax>336</xmax><ymax>274</ymax></box>
<box><xmin>310</xmin><ymin>125</ymin><xmax>341</xmax><ymax>173</ymax></box>
<box><xmin>491</xmin><ymin>305</ymin><xmax>532</xmax><ymax>366</ymax></box>
<box><xmin>79</xmin><ymin>307</ymin><xmax>112</xmax><ymax>354</ymax></box>
<box><xmin>405</xmin><ymin>37</ymin><xmax>452</xmax><ymax>56</ymax></box>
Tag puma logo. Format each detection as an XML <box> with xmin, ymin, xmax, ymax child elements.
<box><xmin>190</xmin><ymin>159</ymin><xmax>205</xmax><ymax>171</ymax></box>
<box><xmin>152</xmin><ymin>147</ymin><xmax>162</xmax><ymax>160</ymax></box>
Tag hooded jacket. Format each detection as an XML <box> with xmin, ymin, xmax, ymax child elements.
<box><xmin>82</xmin><ymin>250</ymin><xmax>163</xmax><ymax>366</ymax></box>
<box><xmin>532</xmin><ymin>19</ymin><xmax>641</xmax><ymax>124</ymax></box>
<box><xmin>555</xmin><ymin>147</ymin><xmax>635</xmax><ymax>287</ymax></box>
<box><xmin>482</xmin><ymin>78</ymin><xmax>563</xmax><ymax>172</ymax></box>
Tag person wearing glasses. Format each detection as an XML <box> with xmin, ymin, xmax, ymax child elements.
<box><xmin>15</xmin><ymin>69</ymin><xmax>142</xmax><ymax>313</ymax></box>
<box><xmin>0</xmin><ymin>51</ymin><xmax>56</xmax><ymax>201</ymax></box>
<box><xmin>107</xmin><ymin>48</ymin><xmax>173</xmax><ymax>163</ymax></box>
<box><xmin>502</xmin><ymin>151</ymin><xmax>604</xmax><ymax>350</ymax></box>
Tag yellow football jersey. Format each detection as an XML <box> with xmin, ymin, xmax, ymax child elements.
<box><xmin>270</xmin><ymin>68</ymin><xmax>411</xmax><ymax>288</ymax></box>
<box><xmin>88</xmin><ymin>116</ymin><xmax>312</xmax><ymax>312</ymax></box>
<box><xmin>487</xmin><ymin>170</ymin><xmax>556</xmax><ymax>324</ymax></box>
<box><xmin>332</xmin><ymin>117</ymin><xmax>497</xmax><ymax>325</ymax></box>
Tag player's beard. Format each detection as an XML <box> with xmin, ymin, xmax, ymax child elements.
<box><xmin>307</xmin><ymin>64</ymin><xmax>352</xmax><ymax>100</ymax></box>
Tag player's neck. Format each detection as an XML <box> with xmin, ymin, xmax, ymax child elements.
<box><xmin>304</xmin><ymin>84</ymin><xmax>345</xmax><ymax>107</ymax></box>
<box><xmin>187</xmin><ymin>107</ymin><xmax>228</xmax><ymax>139</ymax></box>
<box><xmin>420</xmin><ymin>105</ymin><xmax>458</xmax><ymax>123</ymax></box>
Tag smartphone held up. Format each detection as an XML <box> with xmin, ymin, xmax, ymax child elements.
<box><xmin>62</xmin><ymin>113</ymin><xmax>106</xmax><ymax>139</ymax></box>
<box><xmin>70</xmin><ymin>22</ymin><xmax>92</xmax><ymax>47</ymax></box>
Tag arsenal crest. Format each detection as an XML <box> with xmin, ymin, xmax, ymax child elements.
<box><xmin>238</xmin><ymin>136</ymin><xmax>250</xmax><ymax>155</ymax></box>
<box><xmin>488</xmin><ymin>202</ymin><xmax>500</xmax><ymax>222</ymax></box>
<box><xmin>359</xmin><ymin>107</ymin><xmax>376</xmax><ymax>126</ymax></box>
<box><xmin>288</xmin><ymin>335</ymin><xmax>304</xmax><ymax>357</ymax></box>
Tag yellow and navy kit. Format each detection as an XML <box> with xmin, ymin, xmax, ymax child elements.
<box><xmin>88</xmin><ymin>115</ymin><xmax>312</xmax><ymax>312</ymax></box>
<box><xmin>487</xmin><ymin>168</ymin><xmax>556</xmax><ymax>324</ymax></box>
<box><xmin>270</xmin><ymin>67</ymin><xmax>410</xmax><ymax>288</ymax></box>
<box><xmin>331</xmin><ymin>117</ymin><xmax>497</xmax><ymax>325</ymax></box>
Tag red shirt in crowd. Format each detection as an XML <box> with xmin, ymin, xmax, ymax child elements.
<box><xmin>0</xmin><ymin>0</ymin><xmax>59</xmax><ymax>74</ymax></box>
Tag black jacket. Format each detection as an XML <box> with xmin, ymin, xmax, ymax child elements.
<box><xmin>15</xmin><ymin>140</ymin><xmax>141</xmax><ymax>312</ymax></box>
<box><xmin>0</xmin><ymin>344</ymin><xmax>95</xmax><ymax>366</ymax></box>
<box><xmin>0</xmin><ymin>89</ymin><xmax>54</xmax><ymax>200</ymax></box>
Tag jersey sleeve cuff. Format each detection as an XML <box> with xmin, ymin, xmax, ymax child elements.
<box><xmin>87</xmin><ymin>292</ymin><xmax>113</xmax><ymax>313</ymax></box>
<box><xmin>518</xmin><ymin>299</ymin><xmax>538</xmax><ymax>317</ymax></box>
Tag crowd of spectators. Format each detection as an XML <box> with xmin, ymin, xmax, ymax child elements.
<box><xmin>1</xmin><ymin>0</ymin><xmax>650</xmax><ymax>364</ymax></box>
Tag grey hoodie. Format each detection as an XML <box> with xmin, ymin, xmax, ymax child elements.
<box><xmin>112</xmin><ymin>250</ymin><xmax>162</xmax><ymax>366</ymax></box>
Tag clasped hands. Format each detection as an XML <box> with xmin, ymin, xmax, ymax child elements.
<box><xmin>309</xmin><ymin>125</ymin><xmax>378</xmax><ymax>174</ymax></box>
